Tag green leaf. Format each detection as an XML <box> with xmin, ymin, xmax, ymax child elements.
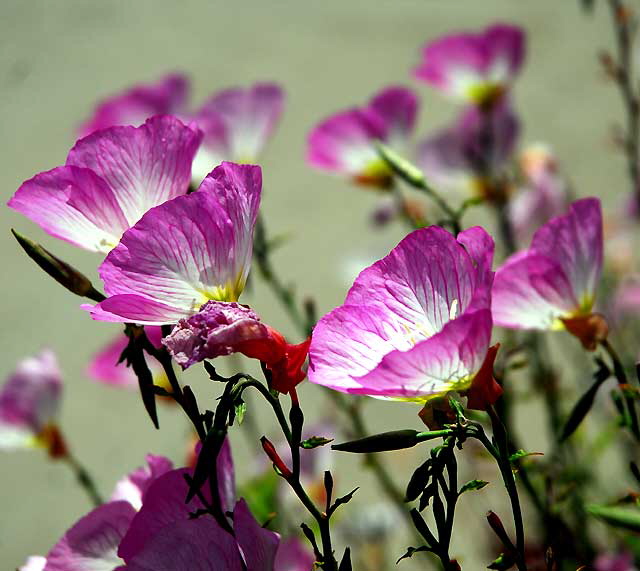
<box><xmin>332</xmin><ymin>430</ymin><xmax>420</xmax><ymax>453</ymax></box>
<box><xmin>300</xmin><ymin>436</ymin><xmax>333</xmax><ymax>449</ymax></box>
<box><xmin>587</xmin><ymin>504</ymin><xmax>640</xmax><ymax>531</ymax></box>
<box><xmin>508</xmin><ymin>449</ymin><xmax>543</xmax><ymax>463</ymax></box>
<box><xmin>374</xmin><ymin>141</ymin><xmax>427</xmax><ymax>189</ymax></box>
<box><xmin>560</xmin><ymin>360</ymin><xmax>611</xmax><ymax>441</ymax></box>
<box><xmin>234</xmin><ymin>399</ymin><xmax>247</xmax><ymax>426</ymax></box>
<box><xmin>459</xmin><ymin>479</ymin><xmax>489</xmax><ymax>495</ymax></box>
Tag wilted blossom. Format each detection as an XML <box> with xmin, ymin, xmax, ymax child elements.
<box><xmin>79</xmin><ymin>73</ymin><xmax>189</xmax><ymax>136</ymax></box>
<box><xmin>595</xmin><ymin>552</ymin><xmax>638</xmax><ymax>571</ymax></box>
<box><xmin>79</xmin><ymin>73</ymin><xmax>285</xmax><ymax>185</ymax></box>
<box><xmin>309</xmin><ymin>226</ymin><xmax>501</xmax><ymax>406</ymax></box>
<box><xmin>84</xmin><ymin>162</ymin><xmax>309</xmax><ymax>393</ymax></box>
<box><xmin>163</xmin><ymin>301</ymin><xmax>311</xmax><ymax>394</ymax></box>
<box><xmin>413</xmin><ymin>23</ymin><xmax>525</xmax><ymax>105</ymax></box>
<box><xmin>493</xmin><ymin>198</ymin><xmax>606</xmax><ymax>350</ymax></box>
<box><xmin>8</xmin><ymin>116</ymin><xmax>202</xmax><ymax>254</ymax></box>
<box><xmin>0</xmin><ymin>350</ymin><xmax>62</xmax><ymax>453</ymax></box>
<box><xmin>87</xmin><ymin>326</ymin><xmax>167</xmax><ymax>390</ymax></box>
<box><xmin>509</xmin><ymin>143</ymin><xmax>569</xmax><ymax>245</ymax></box>
<box><xmin>307</xmin><ymin>86</ymin><xmax>419</xmax><ymax>188</ymax></box>
<box><xmin>416</xmin><ymin>100</ymin><xmax>519</xmax><ymax>197</ymax></box>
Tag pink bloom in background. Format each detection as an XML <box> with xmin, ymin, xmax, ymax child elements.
<box><xmin>493</xmin><ymin>198</ymin><xmax>606</xmax><ymax>349</ymax></box>
<box><xmin>595</xmin><ymin>552</ymin><xmax>638</xmax><ymax>571</ymax></box>
<box><xmin>87</xmin><ymin>326</ymin><xmax>167</xmax><ymax>390</ymax></box>
<box><xmin>508</xmin><ymin>143</ymin><xmax>569</xmax><ymax>245</ymax></box>
<box><xmin>79</xmin><ymin>73</ymin><xmax>285</xmax><ymax>185</ymax></box>
<box><xmin>416</xmin><ymin>100</ymin><xmax>519</xmax><ymax>196</ymax></box>
<box><xmin>309</xmin><ymin>226</ymin><xmax>496</xmax><ymax>401</ymax></box>
<box><xmin>85</xmin><ymin>162</ymin><xmax>261</xmax><ymax>324</ymax></box>
<box><xmin>192</xmin><ymin>83</ymin><xmax>285</xmax><ymax>183</ymax></box>
<box><xmin>414</xmin><ymin>23</ymin><xmax>525</xmax><ymax>104</ymax></box>
<box><xmin>307</xmin><ymin>86</ymin><xmax>419</xmax><ymax>188</ymax></box>
<box><xmin>79</xmin><ymin>73</ymin><xmax>189</xmax><ymax>136</ymax></box>
<box><xmin>8</xmin><ymin>116</ymin><xmax>202</xmax><ymax>254</ymax></box>
<box><xmin>0</xmin><ymin>350</ymin><xmax>62</xmax><ymax>452</ymax></box>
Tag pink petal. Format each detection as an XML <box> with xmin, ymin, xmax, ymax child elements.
<box><xmin>44</xmin><ymin>501</ymin><xmax>136</xmax><ymax>571</ymax></box>
<box><xmin>118</xmin><ymin>468</ymin><xmax>209</xmax><ymax>561</ymax></box>
<box><xmin>0</xmin><ymin>350</ymin><xmax>62</xmax><ymax>449</ymax></box>
<box><xmin>274</xmin><ymin>537</ymin><xmax>316</xmax><ymax>571</ymax></box>
<box><xmin>121</xmin><ymin>517</ymin><xmax>243</xmax><ymax>571</ymax></box>
<box><xmin>234</xmin><ymin>499</ymin><xmax>280</xmax><ymax>571</ymax></box>
<box><xmin>8</xmin><ymin>166</ymin><xmax>128</xmax><ymax>253</ymax></box>
<box><xmin>368</xmin><ymin>86</ymin><xmax>419</xmax><ymax>143</ymax></box>
<box><xmin>79</xmin><ymin>73</ymin><xmax>189</xmax><ymax>136</ymax></box>
<box><xmin>86</xmin><ymin>162</ymin><xmax>262</xmax><ymax>325</ymax></box>
<box><xmin>67</xmin><ymin>115</ymin><xmax>202</xmax><ymax>227</ymax></box>
<box><xmin>111</xmin><ymin>454</ymin><xmax>174</xmax><ymax>510</ymax></box>
<box><xmin>197</xmin><ymin>83</ymin><xmax>284</xmax><ymax>162</ymax></box>
<box><xmin>349</xmin><ymin>309</ymin><xmax>492</xmax><ymax>399</ymax></box>
<box><xmin>87</xmin><ymin>327</ymin><xmax>165</xmax><ymax>387</ymax></box>
<box><xmin>492</xmin><ymin>251</ymin><xmax>577</xmax><ymax>330</ymax></box>
<box><xmin>530</xmin><ymin>197</ymin><xmax>603</xmax><ymax>311</ymax></box>
<box><xmin>20</xmin><ymin>557</ymin><xmax>47</xmax><ymax>571</ymax></box>
<box><xmin>307</xmin><ymin>108</ymin><xmax>386</xmax><ymax>175</ymax></box>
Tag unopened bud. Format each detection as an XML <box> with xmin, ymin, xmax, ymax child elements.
<box><xmin>261</xmin><ymin>436</ymin><xmax>292</xmax><ymax>479</ymax></box>
<box><xmin>12</xmin><ymin>229</ymin><xmax>105</xmax><ymax>302</ymax></box>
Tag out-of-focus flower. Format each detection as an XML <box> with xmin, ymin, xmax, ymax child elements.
<box><xmin>163</xmin><ymin>301</ymin><xmax>311</xmax><ymax>394</ymax></box>
<box><xmin>508</xmin><ymin>143</ymin><xmax>569</xmax><ymax>245</ymax></box>
<box><xmin>309</xmin><ymin>226</ymin><xmax>497</xmax><ymax>402</ymax></box>
<box><xmin>613</xmin><ymin>275</ymin><xmax>640</xmax><ymax>320</ymax></box>
<box><xmin>274</xmin><ymin>538</ymin><xmax>316</xmax><ymax>571</ymax></box>
<box><xmin>307</xmin><ymin>86</ymin><xmax>419</xmax><ymax>189</ymax></box>
<box><xmin>0</xmin><ymin>350</ymin><xmax>62</xmax><ymax>453</ymax></box>
<box><xmin>8</xmin><ymin>116</ymin><xmax>202</xmax><ymax>254</ymax></box>
<box><xmin>83</xmin><ymin>162</ymin><xmax>309</xmax><ymax>393</ymax></box>
<box><xmin>87</xmin><ymin>326</ymin><xmax>168</xmax><ymax>390</ymax></box>
<box><xmin>79</xmin><ymin>73</ymin><xmax>189</xmax><ymax>136</ymax></box>
<box><xmin>192</xmin><ymin>83</ymin><xmax>285</xmax><ymax>183</ymax></box>
<box><xmin>413</xmin><ymin>23</ymin><xmax>525</xmax><ymax>105</ymax></box>
<box><xmin>416</xmin><ymin>101</ymin><xmax>519</xmax><ymax>197</ymax></box>
<box><xmin>595</xmin><ymin>552</ymin><xmax>638</xmax><ymax>571</ymax></box>
<box><xmin>19</xmin><ymin>556</ymin><xmax>47</xmax><ymax>571</ymax></box>
<box><xmin>493</xmin><ymin>198</ymin><xmax>606</xmax><ymax>350</ymax></box>
<box><xmin>79</xmin><ymin>74</ymin><xmax>284</xmax><ymax>185</ymax></box>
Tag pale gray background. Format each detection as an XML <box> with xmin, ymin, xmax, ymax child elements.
<box><xmin>0</xmin><ymin>1</ymin><xmax>627</xmax><ymax>568</ymax></box>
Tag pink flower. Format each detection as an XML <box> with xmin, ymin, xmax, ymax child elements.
<box><xmin>416</xmin><ymin>101</ymin><xmax>519</xmax><ymax>196</ymax></box>
<box><xmin>0</xmin><ymin>350</ymin><xmax>62</xmax><ymax>452</ymax></box>
<box><xmin>493</xmin><ymin>198</ymin><xmax>606</xmax><ymax>349</ymax></box>
<box><xmin>110</xmin><ymin>454</ymin><xmax>174</xmax><ymax>511</ymax></box>
<box><xmin>87</xmin><ymin>327</ymin><xmax>167</xmax><ymax>390</ymax></box>
<box><xmin>414</xmin><ymin>23</ymin><xmax>525</xmax><ymax>104</ymax></box>
<box><xmin>84</xmin><ymin>162</ymin><xmax>261</xmax><ymax>324</ymax></box>
<box><xmin>192</xmin><ymin>83</ymin><xmax>285</xmax><ymax>183</ymax></box>
<box><xmin>79</xmin><ymin>74</ymin><xmax>285</xmax><ymax>185</ymax></box>
<box><xmin>8</xmin><ymin>116</ymin><xmax>202</xmax><ymax>254</ymax></box>
<box><xmin>79</xmin><ymin>73</ymin><xmax>189</xmax><ymax>136</ymax></box>
<box><xmin>307</xmin><ymin>86</ymin><xmax>419</xmax><ymax>188</ymax></box>
<box><xmin>83</xmin><ymin>162</ymin><xmax>309</xmax><ymax>393</ymax></box>
<box><xmin>308</xmin><ymin>226</ymin><xmax>496</xmax><ymax>401</ymax></box>
<box><xmin>508</xmin><ymin>144</ymin><xmax>569</xmax><ymax>245</ymax></box>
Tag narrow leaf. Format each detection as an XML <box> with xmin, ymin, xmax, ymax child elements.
<box><xmin>587</xmin><ymin>504</ymin><xmax>640</xmax><ymax>531</ymax></box>
<box><xmin>459</xmin><ymin>479</ymin><xmax>489</xmax><ymax>495</ymax></box>
<box><xmin>332</xmin><ymin>429</ymin><xmax>419</xmax><ymax>453</ymax></box>
<box><xmin>300</xmin><ymin>436</ymin><xmax>333</xmax><ymax>449</ymax></box>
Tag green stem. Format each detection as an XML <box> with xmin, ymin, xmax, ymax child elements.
<box><xmin>62</xmin><ymin>453</ymin><xmax>103</xmax><ymax>507</ymax></box>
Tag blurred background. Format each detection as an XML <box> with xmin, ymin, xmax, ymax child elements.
<box><xmin>0</xmin><ymin>0</ymin><xmax>630</xmax><ymax>568</ymax></box>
